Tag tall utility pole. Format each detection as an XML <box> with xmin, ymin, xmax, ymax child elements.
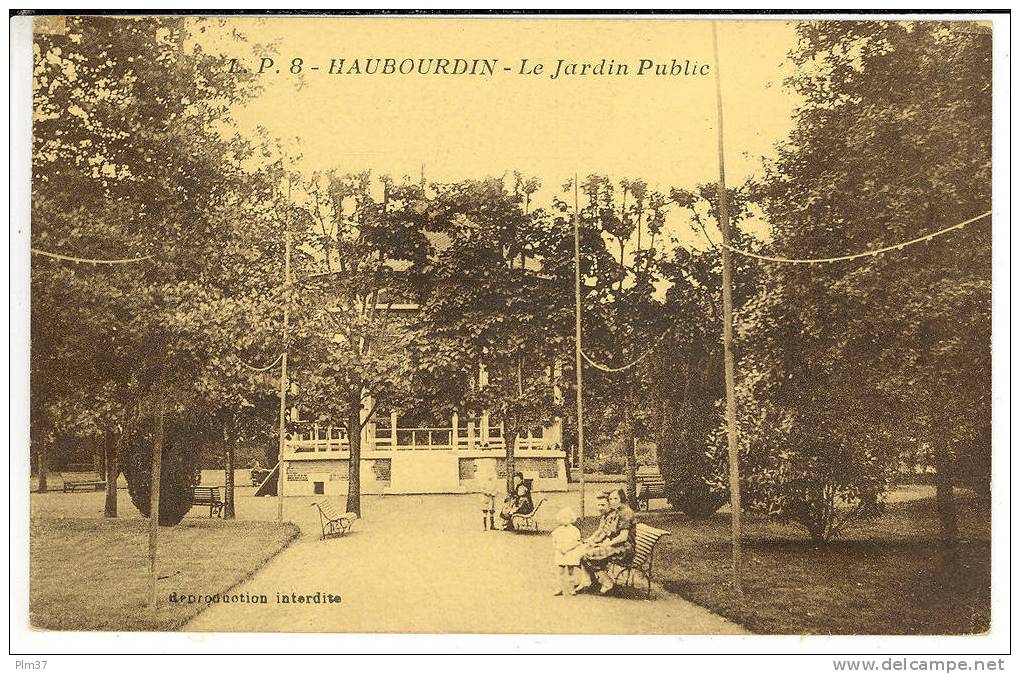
<box><xmin>711</xmin><ymin>20</ymin><xmax>743</xmax><ymax>595</ymax></box>
<box><xmin>572</xmin><ymin>174</ymin><xmax>586</xmax><ymax>519</ymax></box>
<box><xmin>277</xmin><ymin>177</ymin><xmax>292</xmax><ymax>524</ymax></box>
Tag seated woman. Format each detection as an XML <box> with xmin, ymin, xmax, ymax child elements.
<box><xmin>573</xmin><ymin>492</ymin><xmax>612</xmax><ymax>591</ymax></box>
<box><xmin>498</xmin><ymin>471</ymin><xmax>534</xmax><ymax>531</ymax></box>
<box><xmin>579</xmin><ymin>488</ymin><xmax>636</xmax><ymax>594</ymax></box>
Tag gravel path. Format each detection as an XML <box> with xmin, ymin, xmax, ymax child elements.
<box><xmin>183</xmin><ymin>492</ymin><xmax>750</xmax><ymax>634</ymax></box>
<box><xmin>28</xmin><ymin>481</ymin><xmax>938</xmax><ymax>634</ymax></box>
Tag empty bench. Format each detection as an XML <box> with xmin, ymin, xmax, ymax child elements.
<box><xmin>610</xmin><ymin>522</ymin><xmax>671</xmax><ymax>598</ymax></box>
<box><xmin>191</xmin><ymin>486</ymin><xmax>224</xmax><ymax>518</ymax></box>
<box><xmin>313</xmin><ymin>499</ymin><xmax>359</xmax><ymax>540</ymax></box>
<box><xmin>636</xmin><ymin>476</ymin><xmax>666</xmax><ymax>511</ymax></box>
<box><xmin>63</xmin><ymin>478</ymin><xmax>106</xmax><ymax>493</ymax></box>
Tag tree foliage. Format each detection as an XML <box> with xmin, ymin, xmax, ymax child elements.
<box><xmin>32</xmin><ymin>16</ymin><xmax>275</xmax><ymax>519</ymax></box>
<box><xmin>737</xmin><ymin>21</ymin><xmax>991</xmax><ymax>541</ymax></box>
<box><xmin>412</xmin><ymin>177</ymin><xmax>568</xmax><ymax>491</ymax></box>
<box><xmin>651</xmin><ymin>183</ymin><xmax>762</xmax><ymax>518</ymax></box>
<box><xmin>288</xmin><ymin>171</ymin><xmax>433</xmax><ymax>514</ymax></box>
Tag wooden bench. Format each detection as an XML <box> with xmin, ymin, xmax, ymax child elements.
<box><xmin>313</xmin><ymin>499</ymin><xmax>359</xmax><ymax>540</ymax></box>
<box><xmin>62</xmin><ymin>478</ymin><xmax>106</xmax><ymax>493</ymax></box>
<box><xmin>511</xmin><ymin>497</ymin><xmax>547</xmax><ymax>532</ymax></box>
<box><xmin>636</xmin><ymin>476</ymin><xmax>666</xmax><ymax>511</ymax></box>
<box><xmin>610</xmin><ymin>523</ymin><xmax>671</xmax><ymax>598</ymax></box>
<box><xmin>191</xmin><ymin>486</ymin><xmax>224</xmax><ymax>518</ymax></box>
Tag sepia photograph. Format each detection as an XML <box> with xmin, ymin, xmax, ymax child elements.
<box><xmin>12</xmin><ymin>9</ymin><xmax>1008</xmax><ymax>653</ymax></box>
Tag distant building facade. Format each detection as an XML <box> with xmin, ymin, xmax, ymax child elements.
<box><xmin>280</xmin><ymin>265</ymin><xmax>568</xmax><ymax>495</ymax></box>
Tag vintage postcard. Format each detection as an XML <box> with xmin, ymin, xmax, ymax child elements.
<box><xmin>11</xmin><ymin>10</ymin><xmax>1009</xmax><ymax>655</ymax></box>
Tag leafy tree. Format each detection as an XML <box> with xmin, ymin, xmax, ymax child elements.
<box><xmin>32</xmin><ymin>16</ymin><xmax>270</xmax><ymax>520</ymax></box>
<box><xmin>289</xmin><ymin>172</ymin><xmax>432</xmax><ymax>515</ymax></box>
<box><xmin>190</xmin><ymin>159</ymin><xmax>289</xmax><ymax>517</ymax></box>
<box><xmin>414</xmin><ymin>177</ymin><xmax>569</xmax><ymax>492</ymax></box>
<box><xmin>742</xmin><ymin>21</ymin><xmax>991</xmax><ymax>546</ymax></box>
<box><xmin>563</xmin><ymin>175</ymin><xmax>671</xmax><ymax>506</ymax></box>
<box><xmin>122</xmin><ymin>407</ymin><xmax>205</xmax><ymax>526</ymax></box>
<box><xmin>653</xmin><ymin>183</ymin><xmax>762</xmax><ymax>518</ymax></box>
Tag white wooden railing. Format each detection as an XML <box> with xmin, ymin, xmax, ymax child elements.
<box><xmin>286</xmin><ymin>420</ymin><xmax>555</xmax><ymax>454</ymax></box>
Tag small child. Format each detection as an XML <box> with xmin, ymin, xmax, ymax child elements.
<box><xmin>551</xmin><ymin>506</ymin><xmax>584</xmax><ymax>596</ymax></box>
<box><xmin>479</xmin><ymin>466</ymin><xmax>499</xmax><ymax>530</ymax></box>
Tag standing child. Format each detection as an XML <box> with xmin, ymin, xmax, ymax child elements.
<box><xmin>479</xmin><ymin>463</ymin><xmax>499</xmax><ymax>530</ymax></box>
<box><xmin>551</xmin><ymin>507</ymin><xmax>584</xmax><ymax>596</ymax></box>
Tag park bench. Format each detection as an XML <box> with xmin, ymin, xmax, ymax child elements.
<box><xmin>511</xmin><ymin>497</ymin><xmax>547</xmax><ymax>532</ymax></box>
<box><xmin>191</xmin><ymin>486</ymin><xmax>224</xmax><ymax>518</ymax></box>
<box><xmin>62</xmin><ymin>476</ymin><xmax>106</xmax><ymax>493</ymax></box>
<box><xmin>636</xmin><ymin>475</ymin><xmax>666</xmax><ymax>511</ymax></box>
<box><xmin>610</xmin><ymin>523</ymin><xmax>671</xmax><ymax>599</ymax></box>
<box><xmin>313</xmin><ymin>499</ymin><xmax>359</xmax><ymax>540</ymax></box>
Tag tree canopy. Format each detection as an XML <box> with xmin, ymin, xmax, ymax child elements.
<box><xmin>734</xmin><ymin>21</ymin><xmax>991</xmax><ymax>540</ymax></box>
<box><xmin>30</xmin><ymin>18</ymin><xmax>993</xmax><ymax>546</ymax></box>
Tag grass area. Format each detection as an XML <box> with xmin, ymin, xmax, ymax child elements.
<box><xmin>30</xmin><ymin>517</ymin><xmax>300</xmax><ymax>631</ymax></box>
<box><xmin>619</xmin><ymin>496</ymin><xmax>990</xmax><ymax>635</ymax></box>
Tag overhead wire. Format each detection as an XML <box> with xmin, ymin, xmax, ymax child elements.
<box><xmin>238</xmin><ymin>353</ymin><xmax>284</xmax><ymax>372</ymax></box>
<box><xmin>580</xmin><ymin>327</ymin><xmax>674</xmax><ymax>373</ymax></box>
<box><xmin>694</xmin><ymin>210</ymin><xmax>991</xmax><ymax>265</ymax></box>
<box><xmin>31</xmin><ymin>247</ymin><xmax>154</xmax><ymax>265</ymax></box>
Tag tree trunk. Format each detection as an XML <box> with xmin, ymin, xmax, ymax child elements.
<box><xmin>104</xmin><ymin>429</ymin><xmax>118</xmax><ymax>518</ymax></box>
<box><xmin>224</xmin><ymin>425</ymin><xmax>236</xmax><ymax>519</ymax></box>
<box><xmin>562</xmin><ymin>424</ymin><xmax>574</xmax><ymax>483</ymax></box>
<box><xmin>503</xmin><ymin>426</ymin><xmax>518</xmax><ymax>493</ymax></box>
<box><xmin>504</xmin><ymin>416</ymin><xmax>518</xmax><ymax>494</ymax></box>
<box><xmin>346</xmin><ymin>400</ymin><xmax>362</xmax><ymax>516</ymax></box>
<box><xmin>37</xmin><ymin>438</ymin><xmax>49</xmax><ymax>493</ymax></box>
<box><xmin>623</xmin><ymin>383</ymin><xmax>639</xmax><ymax>509</ymax></box>
<box><xmin>96</xmin><ymin>436</ymin><xmax>106</xmax><ymax>478</ymax></box>
<box><xmin>933</xmin><ymin>441</ymin><xmax>959</xmax><ymax>572</ymax></box>
<box><xmin>625</xmin><ymin>436</ymin><xmax>638</xmax><ymax>510</ymax></box>
<box><xmin>506</xmin><ymin>355</ymin><xmax>524</xmax><ymax>493</ymax></box>
<box><xmin>148</xmin><ymin>384</ymin><xmax>166</xmax><ymax>608</ymax></box>
<box><xmin>94</xmin><ymin>440</ymin><xmax>103</xmax><ymax>478</ymax></box>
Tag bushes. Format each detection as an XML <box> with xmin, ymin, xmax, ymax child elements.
<box><xmin>753</xmin><ymin>474</ymin><xmax>887</xmax><ymax>542</ymax></box>
<box><xmin>595</xmin><ymin>455</ymin><xmax>625</xmax><ymax>475</ymax></box>
<box><xmin>955</xmin><ymin>423</ymin><xmax>991</xmax><ymax>497</ymax></box>
<box><xmin>656</xmin><ymin>399</ymin><xmax>726</xmax><ymax>519</ymax></box>
<box><xmin>121</xmin><ymin>414</ymin><xmax>205</xmax><ymax>526</ymax></box>
<box><xmin>727</xmin><ymin>387</ymin><xmax>894</xmax><ymax>542</ymax></box>
<box><xmin>590</xmin><ymin>441</ymin><xmax>656</xmax><ymax>475</ymax></box>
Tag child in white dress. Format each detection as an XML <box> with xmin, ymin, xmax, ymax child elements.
<box><xmin>479</xmin><ymin>463</ymin><xmax>499</xmax><ymax>530</ymax></box>
<box><xmin>551</xmin><ymin>507</ymin><xmax>584</xmax><ymax>596</ymax></box>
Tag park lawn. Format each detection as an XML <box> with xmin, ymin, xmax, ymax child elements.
<box><xmin>30</xmin><ymin>517</ymin><xmax>300</xmax><ymax>631</ymax></box>
<box><xmin>632</xmin><ymin>496</ymin><xmax>990</xmax><ymax>635</ymax></box>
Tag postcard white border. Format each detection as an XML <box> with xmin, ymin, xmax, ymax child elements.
<box><xmin>6</xmin><ymin>8</ymin><xmax>1012</xmax><ymax>664</ymax></box>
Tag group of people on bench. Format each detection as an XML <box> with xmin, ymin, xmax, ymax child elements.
<box><xmin>483</xmin><ymin>470</ymin><xmax>637</xmax><ymax>594</ymax></box>
<box><xmin>480</xmin><ymin>470</ymin><xmax>534</xmax><ymax>531</ymax></box>
<box><xmin>552</xmin><ymin>489</ymin><xmax>636</xmax><ymax>596</ymax></box>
